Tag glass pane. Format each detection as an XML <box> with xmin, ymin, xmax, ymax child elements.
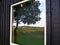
<box><xmin>10</xmin><ymin>0</ymin><xmax>46</xmax><ymax>45</ymax></box>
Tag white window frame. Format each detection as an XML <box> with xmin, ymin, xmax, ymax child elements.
<box><xmin>10</xmin><ymin>0</ymin><xmax>46</xmax><ymax>45</ymax></box>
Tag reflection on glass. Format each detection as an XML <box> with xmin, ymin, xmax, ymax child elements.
<box><xmin>10</xmin><ymin>0</ymin><xmax>46</xmax><ymax>45</ymax></box>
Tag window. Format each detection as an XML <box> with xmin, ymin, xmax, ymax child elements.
<box><xmin>10</xmin><ymin>0</ymin><xmax>46</xmax><ymax>45</ymax></box>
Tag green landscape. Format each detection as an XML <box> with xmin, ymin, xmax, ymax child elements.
<box><xmin>12</xmin><ymin>26</ymin><xmax>44</xmax><ymax>45</ymax></box>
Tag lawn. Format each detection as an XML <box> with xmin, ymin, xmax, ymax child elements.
<box><xmin>13</xmin><ymin>26</ymin><xmax>44</xmax><ymax>45</ymax></box>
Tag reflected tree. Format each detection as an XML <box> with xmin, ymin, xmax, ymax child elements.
<box><xmin>13</xmin><ymin>0</ymin><xmax>41</xmax><ymax>36</ymax></box>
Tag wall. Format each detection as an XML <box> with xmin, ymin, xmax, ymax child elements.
<box><xmin>1</xmin><ymin>0</ymin><xmax>60</xmax><ymax>45</ymax></box>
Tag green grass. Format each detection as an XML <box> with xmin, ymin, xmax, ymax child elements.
<box><xmin>13</xmin><ymin>26</ymin><xmax>44</xmax><ymax>45</ymax></box>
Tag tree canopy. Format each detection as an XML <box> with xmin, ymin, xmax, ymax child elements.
<box><xmin>13</xmin><ymin>0</ymin><xmax>41</xmax><ymax>25</ymax></box>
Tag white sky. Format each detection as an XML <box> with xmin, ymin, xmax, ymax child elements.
<box><xmin>13</xmin><ymin>0</ymin><xmax>46</xmax><ymax>27</ymax></box>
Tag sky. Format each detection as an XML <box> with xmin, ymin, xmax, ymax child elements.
<box><xmin>13</xmin><ymin>0</ymin><xmax>46</xmax><ymax>27</ymax></box>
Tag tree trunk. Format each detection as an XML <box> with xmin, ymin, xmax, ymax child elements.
<box><xmin>14</xmin><ymin>16</ymin><xmax>19</xmax><ymax>36</ymax></box>
<box><xmin>14</xmin><ymin>21</ymin><xmax>18</xmax><ymax>36</ymax></box>
<box><xmin>14</xmin><ymin>16</ymin><xmax>19</xmax><ymax>43</ymax></box>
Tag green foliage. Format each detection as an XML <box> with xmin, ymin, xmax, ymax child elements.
<box><xmin>14</xmin><ymin>0</ymin><xmax>41</xmax><ymax>25</ymax></box>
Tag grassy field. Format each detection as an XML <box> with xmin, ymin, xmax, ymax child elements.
<box><xmin>13</xmin><ymin>26</ymin><xmax>44</xmax><ymax>45</ymax></box>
